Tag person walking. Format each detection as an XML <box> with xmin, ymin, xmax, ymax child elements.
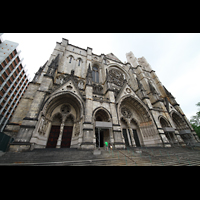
<box><xmin>105</xmin><ymin>141</ymin><xmax>108</xmax><ymax>151</ymax></box>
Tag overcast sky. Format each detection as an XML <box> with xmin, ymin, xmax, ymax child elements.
<box><xmin>2</xmin><ymin>33</ymin><xmax>200</xmax><ymax>121</ymax></box>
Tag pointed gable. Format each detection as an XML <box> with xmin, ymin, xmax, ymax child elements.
<box><xmin>51</xmin><ymin>76</ymin><xmax>82</xmax><ymax>100</ymax></box>
<box><xmin>116</xmin><ymin>82</ymin><xmax>139</xmax><ymax>103</ymax></box>
<box><xmin>106</xmin><ymin>53</ymin><xmax>122</xmax><ymax>63</ymax></box>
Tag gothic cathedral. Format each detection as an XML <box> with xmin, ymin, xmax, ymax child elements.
<box><xmin>5</xmin><ymin>38</ymin><xmax>199</xmax><ymax>152</ymax></box>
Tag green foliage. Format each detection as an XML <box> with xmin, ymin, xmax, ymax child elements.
<box><xmin>190</xmin><ymin>102</ymin><xmax>200</xmax><ymax>138</ymax></box>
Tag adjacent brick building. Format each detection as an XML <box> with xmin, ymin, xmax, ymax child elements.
<box><xmin>0</xmin><ymin>33</ymin><xmax>29</xmax><ymax>133</ymax></box>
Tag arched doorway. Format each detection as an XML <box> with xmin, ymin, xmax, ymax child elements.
<box><xmin>120</xmin><ymin>117</ymin><xmax>141</xmax><ymax>147</ymax></box>
<box><xmin>171</xmin><ymin>112</ymin><xmax>188</xmax><ymax>131</ymax></box>
<box><xmin>40</xmin><ymin>92</ymin><xmax>83</xmax><ymax>149</ymax></box>
<box><xmin>159</xmin><ymin>116</ymin><xmax>177</xmax><ymax>146</ymax></box>
<box><xmin>94</xmin><ymin>108</ymin><xmax>111</xmax><ymax>148</ymax></box>
<box><xmin>171</xmin><ymin>112</ymin><xmax>194</xmax><ymax>144</ymax></box>
<box><xmin>118</xmin><ymin>95</ymin><xmax>160</xmax><ymax>147</ymax></box>
<box><xmin>46</xmin><ymin>113</ymin><xmax>62</xmax><ymax>148</ymax></box>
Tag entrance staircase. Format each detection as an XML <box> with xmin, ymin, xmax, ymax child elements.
<box><xmin>0</xmin><ymin>146</ymin><xmax>200</xmax><ymax>166</ymax></box>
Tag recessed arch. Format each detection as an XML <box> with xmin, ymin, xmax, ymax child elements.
<box><xmin>159</xmin><ymin>115</ymin><xmax>171</xmax><ymax>128</ymax></box>
<box><xmin>93</xmin><ymin>106</ymin><xmax>112</xmax><ymax>122</ymax></box>
<box><xmin>51</xmin><ymin>112</ymin><xmax>63</xmax><ymax>123</ymax></box>
<box><xmin>42</xmin><ymin>91</ymin><xmax>84</xmax><ymax>120</ymax></box>
<box><xmin>118</xmin><ymin>94</ymin><xmax>152</xmax><ymax>123</ymax></box>
<box><xmin>171</xmin><ymin>111</ymin><xmax>189</xmax><ymax>131</ymax></box>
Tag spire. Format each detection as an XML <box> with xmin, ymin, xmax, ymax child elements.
<box><xmin>49</xmin><ymin>54</ymin><xmax>59</xmax><ymax>69</ymax></box>
<box><xmin>32</xmin><ymin>61</ymin><xmax>48</xmax><ymax>82</ymax></box>
<box><xmin>106</xmin><ymin>53</ymin><xmax>122</xmax><ymax>63</ymax></box>
<box><xmin>46</xmin><ymin>54</ymin><xmax>60</xmax><ymax>77</ymax></box>
<box><xmin>86</xmin><ymin>63</ymin><xmax>92</xmax><ymax>85</ymax></box>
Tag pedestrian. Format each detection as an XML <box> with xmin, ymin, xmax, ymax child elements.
<box><xmin>105</xmin><ymin>141</ymin><xmax>108</xmax><ymax>151</ymax></box>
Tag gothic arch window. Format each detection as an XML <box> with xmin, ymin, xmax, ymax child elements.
<box><xmin>92</xmin><ymin>65</ymin><xmax>99</xmax><ymax>83</ymax></box>
<box><xmin>78</xmin><ymin>59</ymin><xmax>81</xmax><ymax>66</ymax></box>
<box><xmin>77</xmin><ymin>58</ymin><xmax>82</xmax><ymax>66</ymax></box>
<box><xmin>69</xmin><ymin>56</ymin><xmax>73</xmax><ymax>63</ymax></box>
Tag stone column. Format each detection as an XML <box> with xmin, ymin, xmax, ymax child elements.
<box><xmin>128</xmin><ymin>128</ymin><xmax>136</xmax><ymax>147</ymax></box>
<box><xmin>56</xmin><ymin>118</ymin><xmax>65</xmax><ymax>148</ymax></box>
<box><xmin>109</xmin><ymin>128</ymin><xmax>114</xmax><ymax>145</ymax></box>
<box><xmin>81</xmin><ymin>82</ymin><xmax>94</xmax><ymax>149</ymax></box>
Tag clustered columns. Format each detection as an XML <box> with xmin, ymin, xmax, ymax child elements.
<box><xmin>56</xmin><ymin>118</ymin><xmax>65</xmax><ymax>148</ymax></box>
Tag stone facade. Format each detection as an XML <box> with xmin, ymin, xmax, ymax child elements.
<box><xmin>4</xmin><ymin>38</ymin><xmax>199</xmax><ymax>152</ymax></box>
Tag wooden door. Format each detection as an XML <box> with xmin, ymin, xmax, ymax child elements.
<box><xmin>61</xmin><ymin>126</ymin><xmax>73</xmax><ymax>148</ymax></box>
<box><xmin>46</xmin><ymin>125</ymin><xmax>60</xmax><ymax>148</ymax></box>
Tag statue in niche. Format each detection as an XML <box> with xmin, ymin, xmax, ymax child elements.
<box><xmin>38</xmin><ymin>116</ymin><xmax>49</xmax><ymax>135</ymax></box>
<box><xmin>56</xmin><ymin>75</ymin><xmax>66</xmax><ymax>85</ymax></box>
<box><xmin>78</xmin><ymin>80</ymin><xmax>84</xmax><ymax>89</ymax></box>
<box><xmin>74</xmin><ymin>122</ymin><xmax>80</xmax><ymax>136</ymax></box>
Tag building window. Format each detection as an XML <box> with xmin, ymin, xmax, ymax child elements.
<box><xmin>69</xmin><ymin>56</ymin><xmax>72</xmax><ymax>63</ymax></box>
<box><xmin>7</xmin><ymin>56</ymin><xmax>10</xmax><ymax>62</ymax></box>
<box><xmin>78</xmin><ymin>59</ymin><xmax>81</xmax><ymax>66</ymax></box>
<box><xmin>92</xmin><ymin>66</ymin><xmax>99</xmax><ymax>83</ymax></box>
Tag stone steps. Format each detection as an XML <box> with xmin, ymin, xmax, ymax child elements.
<box><xmin>0</xmin><ymin>147</ymin><xmax>200</xmax><ymax>166</ymax></box>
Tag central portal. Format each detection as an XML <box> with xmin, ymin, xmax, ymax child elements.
<box><xmin>95</xmin><ymin>128</ymin><xmax>109</xmax><ymax>147</ymax></box>
<box><xmin>94</xmin><ymin>108</ymin><xmax>113</xmax><ymax>149</ymax></box>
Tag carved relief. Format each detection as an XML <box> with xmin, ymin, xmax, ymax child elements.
<box><xmin>78</xmin><ymin>80</ymin><xmax>84</xmax><ymax>89</ymax></box>
<box><xmin>126</xmin><ymin>88</ymin><xmax>131</xmax><ymax>93</ymax></box>
<box><xmin>56</xmin><ymin>75</ymin><xmax>69</xmax><ymax>85</ymax></box>
<box><xmin>92</xmin><ymin>83</ymin><xmax>103</xmax><ymax>94</ymax></box>
<box><xmin>74</xmin><ymin>122</ymin><xmax>80</xmax><ymax>136</ymax></box>
<box><xmin>38</xmin><ymin>116</ymin><xmax>49</xmax><ymax>135</ymax></box>
<box><xmin>121</xmin><ymin>107</ymin><xmax>132</xmax><ymax>118</ymax></box>
<box><xmin>60</xmin><ymin>104</ymin><xmax>71</xmax><ymax>114</ymax></box>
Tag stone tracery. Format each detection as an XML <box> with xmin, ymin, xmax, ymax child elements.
<box><xmin>121</xmin><ymin>107</ymin><xmax>132</xmax><ymax>118</ymax></box>
<box><xmin>108</xmin><ymin>69</ymin><xmax>124</xmax><ymax>87</ymax></box>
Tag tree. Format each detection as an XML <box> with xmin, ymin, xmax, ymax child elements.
<box><xmin>190</xmin><ymin>102</ymin><xmax>200</xmax><ymax>138</ymax></box>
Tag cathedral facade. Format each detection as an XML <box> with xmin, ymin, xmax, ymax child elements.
<box><xmin>5</xmin><ymin>38</ymin><xmax>199</xmax><ymax>152</ymax></box>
